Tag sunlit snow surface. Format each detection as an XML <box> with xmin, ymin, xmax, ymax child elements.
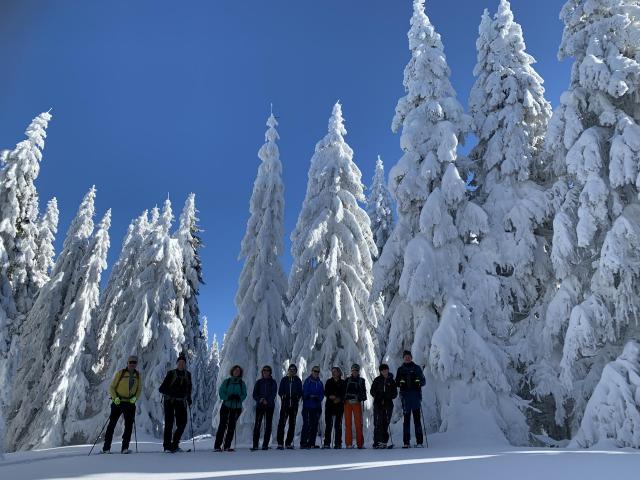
<box><xmin>1</xmin><ymin>436</ymin><xmax>639</xmax><ymax>480</ymax></box>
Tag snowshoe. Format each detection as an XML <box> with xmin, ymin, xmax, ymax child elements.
<box><xmin>224</xmin><ymin>448</ymin><xmax>235</xmax><ymax>452</ymax></box>
<box><xmin>277</xmin><ymin>445</ymin><xmax>284</xmax><ymax>450</ymax></box>
<box><xmin>250</xmin><ymin>447</ymin><xmax>259</xmax><ymax>452</ymax></box>
<box><xmin>321</xmin><ymin>445</ymin><xmax>331</xmax><ymax>450</ymax></box>
<box><xmin>357</xmin><ymin>446</ymin><xmax>365</xmax><ymax>450</ymax></box>
<box><xmin>414</xmin><ymin>443</ymin><xmax>425</xmax><ymax>448</ymax></box>
<box><xmin>386</xmin><ymin>444</ymin><xmax>394</xmax><ymax>449</ymax></box>
<box><xmin>261</xmin><ymin>446</ymin><xmax>269</xmax><ymax>451</ymax></box>
<box><xmin>402</xmin><ymin>444</ymin><xmax>410</xmax><ymax>449</ymax></box>
<box><xmin>286</xmin><ymin>445</ymin><xmax>295</xmax><ymax>450</ymax></box>
<box><xmin>333</xmin><ymin>445</ymin><xmax>342</xmax><ymax>449</ymax></box>
<box><xmin>164</xmin><ymin>449</ymin><xmax>175</xmax><ymax>453</ymax></box>
<box><xmin>214</xmin><ymin>448</ymin><xmax>223</xmax><ymax>453</ymax></box>
<box><xmin>101</xmin><ymin>449</ymin><xmax>111</xmax><ymax>454</ymax></box>
<box><xmin>121</xmin><ymin>449</ymin><xmax>132</xmax><ymax>454</ymax></box>
<box><xmin>346</xmin><ymin>445</ymin><xmax>354</xmax><ymax>449</ymax></box>
<box><xmin>312</xmin><ymin>445</ymin><xmax>320</xmax><ymax>449</ymax></box>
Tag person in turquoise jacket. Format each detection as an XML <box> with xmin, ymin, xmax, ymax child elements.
<box><xmin>214</xmin><ymin>365</ymin><xmax>247</xmax><ymax>452</ymax></box>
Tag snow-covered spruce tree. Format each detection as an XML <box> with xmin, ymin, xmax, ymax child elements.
<box><xmin>33</xmin><ymin>197</ymin><xmax>59</xmax><ymax>289</ymax></box>
<box><xmin>191</xmin><ymin>316</ymin><xmax>213</xmax><ymax>434</ymax></box>
<box><xmin>215</xmin><ymin>111</ymin><xmax>287</xmax><ymax>439</ymax></box>
<box><xmin>92</xmin><ymin>199</ymin><xmax>189</xmax><ymax>437</ymax></box>
<box><xmin>11</xmin><ymin>211</ymin><xmax>111</xmax><ymax>449</ymax></box>
<box><xmin>0</xmin><ymin>111</ymin><xmax>52</xmax><ymax>316</ymax></box>
<box><xmin>6</xmin><ymin>187</ymin><xmax>96</xmax><ymax>450</ymax></box>
<box><xmin>372</xmin><ymin>0</ymin><xmax>465</xmax><ymax>372</ymax></box>
<box><xmin>544</xmin><ymin>0</ymin><xmax>640</xmax><ymax>437</ymax></box>
<box><xmin>571</xmin><ymin>340</ymin><xmax>640</xmax><ymax>448</ymax></box>
<box><xmin>467</xmin><ymin>1</ymin><xmax>564</xmax><ymax>440</ymax></box>
<box><xmin>366</xmin><ymin>156</ymin><xmax>394</xmax><ymax>256</ymax></box>
<box><xmin>287</xmin><ymin>102</ymin><xmax>380</xmax><ymax>402</ymax></box>
<box><xmin>175</xmin><ymin>193</ymin><xmax>203</xmax><ymax>354</ymax></box>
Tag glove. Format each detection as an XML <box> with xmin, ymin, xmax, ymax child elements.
<box><xmin>113</xmin><ymin>397</ymin><xmax>121</xmax><ymax>406</ymax></box>
<box><xmin>130</xmin><ymin>396</ymin><xmax>137</xmax><ymax>404</ymax></box>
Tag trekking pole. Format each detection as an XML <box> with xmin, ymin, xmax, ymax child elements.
<box><xmin>419</xmin><ymin>406</ymin><xmax>428</xmax><ymax>448</ymax></box>
<box><xmin>88</xmin><ymin>415</ymin><xmax>110</xmax><ymax>456</ymax></box>
<box><xmin>133</xmin><ymin>416</ymin><xmax>138</xmax><ymax>453</ymax></box>
<box><xmin>188</xmin><ymin>402</ymin><xmax>196</xmax><ymax>453</ymax></box>
<box><xmin>387</xmin><ymin>408</ymin><xmax>394</xmax><ymax>447</ymax></box>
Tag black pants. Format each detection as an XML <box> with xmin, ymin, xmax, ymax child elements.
<box><xmin>252</xmin><ymin>405</ymin><xmax>275</xmax><ymax>448</ymax></box>
<box><xmin>103</xmin><ymin>401</ymin><xmax>135</xmax><ymax>452</ymax></box>
<box><xmin>215</xmin><ymin>405</ymin><xmax>242</xmax><ymax>449</ymax></box>
<box><xmin>300</xmin><ymin>407</ymin><xmax>321</xmax><ymax>448</ymax></box>
<box><xmin>373</xmin><ymin>403</ymin><xmax>393</xmax><ymax>445</ymax></box>
<box><xmin>403</xmin><ymin>408</ymin><xmax>423</xmax><ymax>445</ymax></box>
<box><xmin>323</xmin><ymin>404</ymin><xmax>343</xmax><ymax>447</ymax></box>
<box><xmin>163</xmin><ymin>399</ymin><xmax>188</xmax><ymax>450</ymax></box>
<box><xmin>276</xmin><ymin>404</ymin><xmax>298</xmax><ymax>447</ymax></box>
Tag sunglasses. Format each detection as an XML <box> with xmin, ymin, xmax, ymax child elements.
<box><xmin>312</xmin><ymin>370</ymin><xmax>320</xmax><ymax>374</ymax></box>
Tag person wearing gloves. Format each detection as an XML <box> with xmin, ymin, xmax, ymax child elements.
<box><xmin>102</xmin><ymin>355</ymin><xmax>142</xmax><ymax>454</ymax></box>
<box><xmin>276</xmin><ymin>364</ymin><xmax>303</xmax><ymax>450</ymax></box>
<box><xmin>396</xmin><ymin>351</ymin><xmax>426</xmax><ymax>448</ymax></box>
<box><xmin>214</xmin><ymin>365</ymin><xmax>247</xmax><ymax>452</ymax></box>
<box><xmin>251</xmin><ymin>365</ymin><xmax>278</xmax><ymax>451</ymax></box>
<box><xmin>159</xmin><ymin>352</ymin><xmax>193</xmax><ymax>453</ymax></box>
<box><xmin>370</xmin><ymin>363</ymin><xmax>398</xmax><ymax>448</ymax></box>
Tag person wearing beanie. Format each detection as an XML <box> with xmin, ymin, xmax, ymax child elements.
<box><xmin>102</xmin><ymin>355</ymin><xmax>142</xmax><ymax>454</ymax></box>
<box><xmin>276</xmin><ymin>364</ymin><xmax>303</xmax><ymax>450</ymax></box>
<box><xmin>396</xmin><ymin>351</ymin><xmax>426</xmax><ymax>448</ymax></box>
<box><xmin>344</xmin><ymin>363</ymin><xmax>367</xmax><ymax>449</ymax></box>
<box><xmin>214</xmin><ymin>365</ymin><xmax>247</xmax><ymax>452</ymax></box>
<box><xmin>370</xmin><ymin>363</ymin><xmax>397</xmax><ymax>448</ymax></box>
<box><xmin>158</xmin><ymin>352</ymin><xmax>193</xmax><ymax>452</ymax></box>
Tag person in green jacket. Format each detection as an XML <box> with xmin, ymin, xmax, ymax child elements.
<box><xmin>214</xmin><ymin>365</ymin><xmax>247</xmax><ymax>452</ymax></box>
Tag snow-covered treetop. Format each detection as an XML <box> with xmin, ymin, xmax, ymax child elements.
<box><xmin>366</xmin><ymin>156</ymin><xmax>394</xmax><ymax>253</ymax></box>
<box><xmin>34</xmin><ymin>197</ymin><xmax>59</xmax><ymax>287</ymax></box>
<box><xmin>469</xmin><ymin>0</ymin><xmax>551</xmax><ymax>183</ymax></box>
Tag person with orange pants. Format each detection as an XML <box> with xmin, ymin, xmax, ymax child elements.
<box><xmin>343</xmin><ymin>363</ymin><xmax>367</xmax><ymax>449</ymax></box>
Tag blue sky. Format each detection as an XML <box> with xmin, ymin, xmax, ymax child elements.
<box><xmin>0</xmin><ymin>1</ymin><xmax>569</xmax><ymax>343</ymax></box>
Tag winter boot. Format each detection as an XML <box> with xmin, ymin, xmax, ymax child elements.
<box><xmin>214</xmin><ymin>447</ymin><xmax>223</xmax><ymax>453</ymax></box>
<box><xmin>121</xmin><ymin>449</ymin><xmax>132</xmax><ymax>454</ymax></box>
<box><xmin>277</xmin><ymin>445</ymin><xmax>284</xmax><ymax>450</ymax></box>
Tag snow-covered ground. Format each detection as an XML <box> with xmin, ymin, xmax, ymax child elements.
<box><xmin>2</xmin><ymin>435</ymin><xmax>639</xmax><ymax>480</ymax></box>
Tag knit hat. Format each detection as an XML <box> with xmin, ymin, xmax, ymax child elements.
<box><xmin>127</xmin><ymin>355</ymin><xmax>138</xmax><ymax>363</ymax></box>
<box><xmin>177</xmin><ymin>352</ymin><xmax>187</xmax><ymax>363</ymax></box>
<box><xmin>403</xmin><ymin>350</ymin><xmax>412</xmax><ymax>358</ymax></box>
<box><xmin>288</xmin><ymin>364</ymin><xmax>297</xmax><ymax>371</ymax></box>
<box><xmin>351</xmin><ymin>363</ymin><xmax>360</xmax><ymax>371</ymax></box>
<box><xmin>379</xmin><ymin>363</ymin><xmax>390</xmax><ymax>372</ymax></box>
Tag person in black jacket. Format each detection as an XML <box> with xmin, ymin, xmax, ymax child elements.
<box><xmin>323</xmin><ymin>367</ymin><xmax>346</xmax><ymax>449</ymax></box>
<box><xmin>159</xmin><ymin>352</ymin><xmax>193</xmax><ymax>453</ymax></box>
<box><xmin>276</xmin><ymin>363</ymin><xmax>303</xmax><ymax>449</ymax></box>
<box><xmin>370</xmin><ymin>363</ymin><xmax>397</xmax><ymax>448</ymax></box>
<box><xmin>251</xmin><ymin>365</ymin><xmax>278</xmax><ymax>451</ymax></box>
<box><xmin>344</xmin><ymin>364</ymin><xmax>367</xmax><ymax>449</ymax></box>
<box><xmin>396</xmin><ymin>351</ymin><xmax>426</xmax><ymax>448</ymax></box>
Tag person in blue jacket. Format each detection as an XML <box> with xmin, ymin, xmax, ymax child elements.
<box><xmin>396</xmin><ymin>351</ymin><xmax>426</xmax><ymax>448</ymax></box>
<box><xmin>300</xmin><ymin>365</ymin><xmax>324</xmax><ymax>449</ymax></box>
<box><xmin>276</xmin><ymin>364</ymin><xmax>303</xmax><ymax>449</ymax></box>
<box><xmin>251</xmin><ymin>365</ymin><xmax>278</xmax><ymax>451</ymax></box>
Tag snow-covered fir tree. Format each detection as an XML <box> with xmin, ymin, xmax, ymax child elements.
<box><xmin>10</xmin><ymin>210</ymin><xmax>110</xmax><ymax>449</ymax></box>
<box><xmin>571</xmin><ymin>340</ymin><xmax>640</xmax><ymax>448</ymax></box>
<box><xmin>208</xmin><ymin>333</ymin><xmax>221</xmax><ymax>431</ymax></box>
<box><xmin>372</xmin><ymin>0</ymin><xmax>467</xmax><ymax>372</ymax></box>
<box><xmin>467</xmin><ymin>0</ymin><xmax>562</xmax><ymax>440</ymax></box>
<box><xmin>33</xmin><ymin>197</ymin><xmax>59</xmax><ymax>289</ymax></box>
<box><xmin>287</xmin><ymin>102</ymin><xmax>380</xmax><ymax>397</ymax></box>
<box><xmin>215</xmin><ymin>111</ymin><xmax>287</xmax><ymax>438</ymax></box>
<box><xmin>544</xmin><ymin>0</ymin><xmax>640</xmax><ymax>437</ymax></box>
<box><xmin>366</xmin><ymin>156</ymin><xmax>394</xmax><ymax>256</ymax></box>
<box><xmin>6</xmin><ymin>187</ymin><xmax>97</xmax><ymax>450</ymax></box>
<box><xmin>91</xmin><ymin>199</ymin><xmax>189</xmax><ymax>437</ymax></box>
<box><xmin>0</xmin><ymin>111</ymin><xmax>52</xmax><ymax>316</ymax></box>
<box><xmin>366</xmin><ymin>156</ymin><xmax>395</xmax><ymax>351</ymax></box>
<box><xmin>191</xmin><ymin>316</ymin><xmax>213</xmax><ymax>434</ymax></box>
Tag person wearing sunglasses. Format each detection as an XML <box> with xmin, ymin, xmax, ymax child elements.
<box><xmin>251</xmin><ymin>365</ymin><xmax>278</xmax><ymax>451</ymax></box>
<box><xmin>300</xmin><ymin>366</ymin><xmax>324</xmax><ymax>449</ymax></box>
<box><xmin>102</xmin><ymin>355</ymin><xmax>142</xmax><ymax>454</ymax></box>
<box><xmin>276</xmin><ymin>364</ymin><xmax>303</xmax><ymax>450</ymax></box>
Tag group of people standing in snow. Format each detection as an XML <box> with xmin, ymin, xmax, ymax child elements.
<box><xmin>100</xmin><ymin>351</ymin><xmax>426</xmax><ymax>454</ymax></box>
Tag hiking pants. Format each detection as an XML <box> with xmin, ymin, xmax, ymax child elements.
<box><xmin>103</xmin><ymin>401</ymin><xmax>135</xmax><ymax>451</ymax></box>
<box><xmin>253</xmin><ymin>405</ymin><xmax>275</xmax><ymax>449</ymax></box>
<box><xmin>163</xmin><ymin>399</ymin><xmax>188</xmax><ymax>450</ymax></box>
<box><xmin>344</xmin><ymin>402</ymin><xmax>364</xmax><ymax>448</ymax></box>
<box><xmin>403</xmin><ymin>408</ymin><xmax>423</xmax><ymax>445</ymax></box>
<box><xmin>215</xmin><ymin>404</ymin><xmax>242</xmax><ymax>449</ymax></box>
<box><xmin>323</xmin><ymin>403</ymin><xmax>344</xmax><ymax>447</ymax></box>
<box><xmin>300</xmin><ymin>407</ymin><xmax>321</xmax><ymax>448</ymax></box>
<box><xmin>373</xmin><ymin>403</ymin><xmax>393</xmax><ymax>445</ymax></box>
<box><xmin>276</xmin><ymin>404</ymin><xmax>298</xmax><ymax>447</ymax></box>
